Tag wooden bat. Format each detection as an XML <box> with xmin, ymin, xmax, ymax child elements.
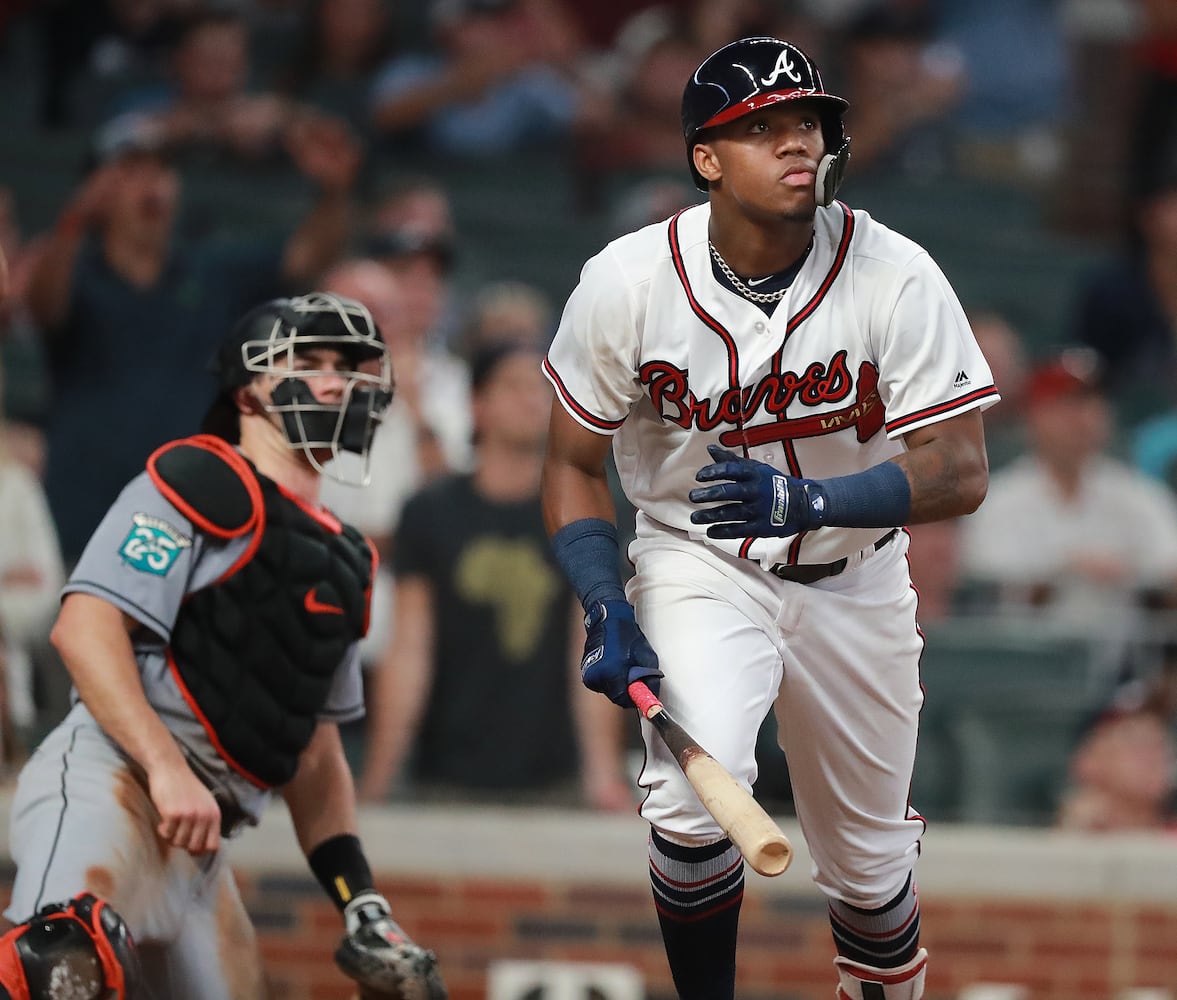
<box><xmin>629</xmin><ymin>680</ymin><xmax>793</xmax><ymax>877</ymax></box>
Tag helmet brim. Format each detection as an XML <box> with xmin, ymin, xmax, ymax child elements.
<box><xmin>699</xmin><ymin>90</ymin><xmax>848</xmax><ymax>133</ymax></box>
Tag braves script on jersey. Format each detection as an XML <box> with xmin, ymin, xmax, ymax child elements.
<box><xmin>544</xmin><ymin>201</ymin><xmax>998</xmax><ymax>569</ymax></box>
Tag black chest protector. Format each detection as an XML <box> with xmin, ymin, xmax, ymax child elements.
<box><xmin>148</xmin><ymin>435</ymin><xmax>373</xmax><ymax>788</ymax></box>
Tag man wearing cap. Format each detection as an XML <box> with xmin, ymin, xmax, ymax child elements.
<box><xmin>961</xmin><ymin>348</ymin><xmax>1177</xmax><ymax>632</ymax></box>
<box><xmin>368</xmin><ymin>0</ymin><xmax>594</xmax><ymax>157</ymax></box>
<box><xmin>24</xmin><ymin>111</ymin><xmax>361</xmax><ymax>568</ymax></box>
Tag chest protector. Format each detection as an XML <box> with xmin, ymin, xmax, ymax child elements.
<box><xmin>148</xmin><ymin>435</ymin><xmax>374</xmax><ymax>788</ymax></box>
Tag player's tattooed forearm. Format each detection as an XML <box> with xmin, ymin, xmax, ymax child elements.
<box><xmin>901</xmin><ymin>443</ymin><xmax>968</xmax><ymax>522</ymax></box>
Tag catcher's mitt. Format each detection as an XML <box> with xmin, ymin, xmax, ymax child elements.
<box><xmin>336</xmin><ymin>892</ymin><xmax>447</xmax><ymax>1000</ymax></box>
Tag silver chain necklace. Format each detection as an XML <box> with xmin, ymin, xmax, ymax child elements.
<box><xmin>708</xmin><ymin>241</ymin><xmax>790</xmax><ymax>304</ymax></box>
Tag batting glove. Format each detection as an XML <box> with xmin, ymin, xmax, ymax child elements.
<box><xmin>689</xmin><ymin>444</ymin><xmax>827</xmax><ymax>539</ymax></box>
<box><xmin>581</xmin><ymin>599</ymin><xmax>662</xmax><ymax>709</ymax></box>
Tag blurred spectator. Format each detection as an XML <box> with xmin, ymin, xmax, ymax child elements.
<box><xmin>365</xmin><ymin>175</ymin><xmax>459</xmax><ymax>335</ymax></box>
<box><xmin>0</xmin><ymin>241</ymin><xmax>65</xmax><ymax>769</ymax></box>
<box><xmin>1133</xmin><ymin>408</ymin><xmax>1177</xmax><ymax>493</ymax></box>
<box><xmin>573</xmin><ymin>0</ymin><xmax>796</xmax><ymax>205</ymax></box>
<box><xmin>905</xmin><ymin>519</ymin><xmax>964</xmax><ymax>624</ymax></box>
<box><xmin>1128</xmin><ymin>0</ymin><xmax>1177</xmax><ymax>201</ymax></box>
<box><xmin>274</xmin><ymin>0</ymin><xmax>398</xmax><ymax>137</ymax></box>
<box><xmin>608</xmin><ymin>176</ymin><xmax>700</xmax><ymax>235</ymax></box>
<box><xmin>455</xmin><ymin>279</ymin><xmax>553</xmax><ymax>361</ymax></box>
<box><xmin>106</xmin><ymin>7</ymin><xmax>335</xmax><ymax>166</ymax></box>
<box><xmin>363</xmin><ymin>176</ymin><xmax>472</xmax><ymax>474</ymax></box>
<box><xmin>0</xmin><ymin>437</ymin><xmax>65</xmax><ymax>769</ymax></box>
<box><xmin>33</xmin><ymin>0</ymin><xmax>184</xmax><ymax>128</ymax></box>
<box><xmin>368</xmin><ymin>0</ymin><xmax>607</xmax><ymax>158</ymax></box>
<box><xmin>969</xmin><ymin>309</ymin><xmax>1030</xmax><ymax>471</ymax></box>
<box><xmin>1057</xmin><ymin>707</ymin><xmax>1176</xmax><ymax>831</ymax></box>
<box><xmin>0</xmin><ymin>187</ymin><xmax>51</xmax><ymax>476</ymax></box>
<box><xmin>1069</xmin><ymin>161</ymin><xmax>1177</xmax><ymax>428</ymax></box>
<box><xmin>1056</xmin><ymin>652</ymin><xmax>1177</xmax><ymax>832</ymax></box>
<box><xmin>318</xmin><ymin>258</ymin><xmax>424</xmax><ymax>559</ymax></box>
<box><xmin>357</xmin><ymin>343</ymin><xmax>631</xmax><ymax>810</ymax></box>
<box><xmin>835</xmin><ymin>0</ymin><xmax>965</xmax><ymax>180</ymax></box>
<box><xmin>24</xmin><ymin>115</ymin><xmax>359</xmax><ymax>565</ymax></box>
<box><xmin>316</xmin><ymin>258</ymin><xmax>425</xmax><ymax>677</ymax></box>
<box><xmin>940</xmin><ymin>0</ymin><xmax>1071</xmax><ymax>185</ymax></box>
<box><xmin>959</xmin><ymin>349</ymin><xmax>1177</xmax><ymax>636</ymax></box>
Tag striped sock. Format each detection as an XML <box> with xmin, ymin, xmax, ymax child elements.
<box><xmin>649</xmin><ymin>829</ymin><xmax>744</xmax><ymax>1000</ymax></box>
<box><xmin>829</xmin><ymin>872</ymin><xmax>921</xmax><ymax>968</ymax></box>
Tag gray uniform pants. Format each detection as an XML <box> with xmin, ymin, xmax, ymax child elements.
<box><xmin>5</xmin><ymin>704</ymin><xmax>267</xmax><ymax>999</ymax></box>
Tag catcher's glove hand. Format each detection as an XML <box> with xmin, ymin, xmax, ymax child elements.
<box><xmin>336</xmin><ymin>891</ymin><xmax>447</xmax><ymax>1000</ymax></box>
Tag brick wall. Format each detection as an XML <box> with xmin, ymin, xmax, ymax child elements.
<box><xmin>3</xmin><ymin>801</ymin><xmax>1175</xmax><ymax>999</ymax></box>
<box><xmin>237</xmin><ymin>872</ymin><xmax>1177</xmax><ymax>1000</ymax></box>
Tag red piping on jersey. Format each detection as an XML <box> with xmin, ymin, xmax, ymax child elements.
<box><xmin>541</xmin><ymin>357</ymin><xmax>626</xmax><ymax>431</ymax></box>
<box><xmin>164</xmin><ymin>648</ymin><xmax>270</xmax><ymax>789</ymax></box>
<box><xmin>886</xmin><ymin>385</ymin><xmax>998</xmax><ymax>434</ymax></box>
<box><xmin>668</xmin><ymin>209</ymin><xmax>743</xmax><ymax>398</ymax></box>
<box><xmin>783</xmin><ymin>202</ymin><xmax>855</xmax><ymax>340</ymax></box>
<box><xmin>674</xmin><ymin>203</ymin><xmax>852</xmax><ymax>563</ymax></box>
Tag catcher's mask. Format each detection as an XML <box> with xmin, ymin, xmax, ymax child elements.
<box><xmin>681</xmin><ymin>36</ymin><xmax>851</xmax><ymax>205</ymax></box>
<box><xmin>205</xmin><ymin>292</ymin><xmax>394</xmax><ymax>485</ymax></box>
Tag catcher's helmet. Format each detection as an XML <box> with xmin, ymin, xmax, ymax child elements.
<box><xmin>682</xmin><ymin>36</ymin><xmax>851</xmax><ymax>205</ymax></box>
<box><xmin>203</xmin><ymin>292</ymin><xmax>394</xmax><ymax>485</ymax></box>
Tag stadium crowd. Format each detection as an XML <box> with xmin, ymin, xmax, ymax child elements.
<box><xmin>0</xmin><ymin>0</ymin><xmax>1174</xmax><ymax>830</ymax></box>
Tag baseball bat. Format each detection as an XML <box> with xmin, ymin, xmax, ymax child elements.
<box><xmin>628</xmin><ymin>680</ymin><xmax>793</xmax><ymax>877</ymax></box>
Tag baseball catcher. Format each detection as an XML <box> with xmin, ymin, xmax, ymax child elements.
<box><xmin>2</xmin><ymin>293</ymin><xmax>449</xmax><ymax>999</ymax></box>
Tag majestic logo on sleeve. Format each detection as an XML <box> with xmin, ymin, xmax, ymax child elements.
<box><xmin>120</xmin><ymin>513</ymin><xmax>192</xmax><ymax>575</ymax></box>
<box><xmin>639</xmin><ymin>350</ymin><xmax>885</xmax><ymax>445</ymax></box>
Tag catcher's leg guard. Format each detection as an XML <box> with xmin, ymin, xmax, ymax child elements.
<box><xmin>0</xmin><ymin>893</ymin><xmax>141</xmax><ymax>1000</ymax></box>
<box><xmin>835</xmin><ymin>947</ymin><xmax>928</xmax><ymax>1000</ymax></box>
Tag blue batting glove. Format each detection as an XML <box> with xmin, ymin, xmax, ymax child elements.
<box><xmin>688</xmin><ymin>444</ymin><xmax>829</xmax><ymax>539</ymax></box>
<box><xmin>581</xmin><ymin>599</ymin><xmax>662</xmax><ymax>709</ymax></box>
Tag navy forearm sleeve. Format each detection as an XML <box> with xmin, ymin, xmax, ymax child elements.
<box><xmin>550</xmin><ymin>517</ymin><xmax>627</xmax><ymax>610</ymax></box>
<box><xmin>817</xmin><ymin>460</ymin><xmax>912</xmax><ymax>529</ymax></box>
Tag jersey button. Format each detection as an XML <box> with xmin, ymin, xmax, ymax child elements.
<box><xmin>754</xmin><ymin>321</ymin><xmax>766</xmax><ymax>333</ymax></box>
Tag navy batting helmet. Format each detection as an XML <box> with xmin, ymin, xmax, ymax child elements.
<box><xmin>681</xmin><ymin>37</ymin><xmax>851</xmax><ymax>205</ymax></box>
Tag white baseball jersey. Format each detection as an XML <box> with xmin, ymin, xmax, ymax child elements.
<box><xmin>544</xmin><ymin>201</ymin><xmax>999</xmax><ymax>570</ymax></box>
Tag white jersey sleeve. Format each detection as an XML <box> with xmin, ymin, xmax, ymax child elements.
<box><xmin>866</xmin><ymin>245</ymin><xmax>998</xmax><ymax>439</ymax></box>
<box><xmin>543</xmin><ymin>245</ymin><xmax>647</xmax><ymax>433</ymax></box>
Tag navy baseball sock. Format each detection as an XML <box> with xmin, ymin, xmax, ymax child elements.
<box><xmin>649</xmin><ymin>829</ymin><xmax>744</xmax><ymax>1000</ymax></box>
<box><xmin>829</xmin><ymin>871</ymin><xmax>921</xmax><ymax>967</ymax></box>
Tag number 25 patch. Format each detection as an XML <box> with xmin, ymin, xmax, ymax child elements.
<box><xmin>120</xmin><ymin>513</ymin><xmax>192</xmax><ymax>576</ymax></box>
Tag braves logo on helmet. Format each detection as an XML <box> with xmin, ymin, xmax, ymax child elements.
<box><xmin>681</xmin><ymin>36</ymin><xmax>851</xmax><ymax>203</ymax></box>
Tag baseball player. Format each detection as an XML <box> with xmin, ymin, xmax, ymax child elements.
<box><xmin>3</xmin><ymin>293</ymin><xmax>447</xmax><ymax>1000</ymax></box>
<box><xmin>542</xmin><ymin>37</ymin><xmax>999</xmax><ymax>1000</ymax></box>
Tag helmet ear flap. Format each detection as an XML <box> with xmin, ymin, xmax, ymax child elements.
<box><xmin>816</xmin><ymin>138</ymin><xmax>851</xmax><ymax>207</ymax></box>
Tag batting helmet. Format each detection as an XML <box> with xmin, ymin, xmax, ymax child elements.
<box><xmin>203</xmin><ymin>292</ymin><xmax>394</xmax><ymax>485</ymax></box>
<box><xmin>681</xmin><ymin>36</ymin><xmax>851</xmax><ymax>205</ymax></box>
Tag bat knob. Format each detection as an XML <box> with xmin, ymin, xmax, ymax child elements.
<box><xmin>752</xmin><ymin>838</ymin><xmax>793</xmax><ymax>877</ymax></box>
